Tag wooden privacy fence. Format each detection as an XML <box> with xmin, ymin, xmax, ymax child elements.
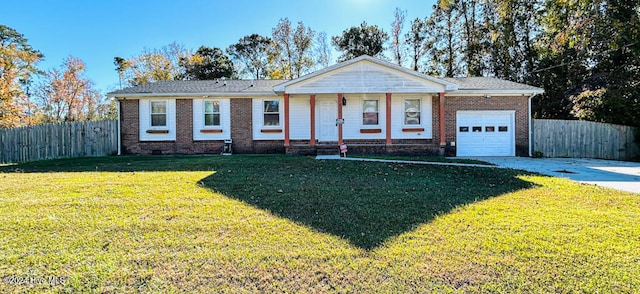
<box><xmin>0</xmin><ymin>120</ymin><xmax>118</xmax><ymax>164</ymax></box>
<box><xmin>533</xmin><ymin>119</ymin><xmax>639</xmax><ymax>160</ymax></box>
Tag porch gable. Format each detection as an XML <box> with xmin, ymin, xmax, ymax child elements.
<box><xmin>274</xmin><ymin>55</ymin><xmax>458</xmax><ymax>95</ymax></box>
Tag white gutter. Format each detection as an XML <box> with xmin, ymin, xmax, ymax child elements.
<box><xmin>450</xmin><ymin>89</ymin><xmax>545</xmax><ymax>96</ymax></box>
<box><xmin>106</xmin><ymin>92</ymin><xmax>279</xmax><ymax>98</ymax></box>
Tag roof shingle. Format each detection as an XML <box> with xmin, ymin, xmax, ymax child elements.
<box><xmin>107</xmin><ymin>75</ymin><xmax>542</xmax><ymax>97</ymax></box>
<box><xmin>442</xmin><ymin>77</ymin><xmax>541</xmax><ymax>91</ymax></box>
<box><xmin>108</xmin><ymin>79</ymin><xmax>286</xmax><ymax>96</ymax></box>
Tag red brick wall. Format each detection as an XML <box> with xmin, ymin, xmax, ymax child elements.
<box><xmin>120</xmin><ymin>99</ymin><xmax>140</xmax><ymax>154</ymax></box>
<box><xmin>444</xmin><ymin>96</ymin><xmax>530</xmax><ymax>156</ymax></box>
<box><xmin>120</xmin><ymin>99</ymin><xmax>223</xmax><ymax>155</ymax></box>
<box><xmin>432</xmin><ymin>96</ymin><xmax>440</xmax><ymax>143</ymax></box>
<box><xmin>120</xmin><ymin>98</ymin><xmax>283</xmax><ymax>155</ymax></box>
<box><xmin>229</xmin><ymin>98</ymin><xmax>253</xmax><ymax>153</ymax></box>
<box><xmin>120</xmin><ymin>95</ymin><xmax>528</xmax><ymax>156</ymax></box>
<box><xmin>228</xmin><ymin>98</ymin><xmax>285</xmax><ymax>154</ymax></box>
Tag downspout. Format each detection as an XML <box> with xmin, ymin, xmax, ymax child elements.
<box><xmin>337</xmin><ymin>93</ymin><xmax>344</xmax><ymax>146</ymax></box>
<box><xmin>116</xmin><ymin>98</ymin><xmax>122</xmax><ymax>156</ymax></box>
<box><xmin>528</xmin><ymin>94</ymin><xmax>536</xmax><ymax>157</ymax></box>
<box><xmin>385</xmin><ymin>93</ymin><xmax>392</xmax><ymax>146</ymax></box>
<box><xmin>284</xmin><ymin>93</ymin><xmax>290</xmax><ymax>147</ymax></box>
<box><xmin>438</xmin><ymin>92</ymin><xmax>446</xmax><ymax>156</ymax></box>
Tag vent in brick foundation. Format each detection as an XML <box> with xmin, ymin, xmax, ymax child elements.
<box><xmin>151</xmin><ymin>150</ymin><xmax>163</xmax><ymax>155</ymax></box>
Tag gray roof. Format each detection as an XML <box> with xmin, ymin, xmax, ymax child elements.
<box><xmin>107</xmin><ymin>74</ymin><xmax>542</xmax><ymax>97</ymax></box>
<box><xmin>442</xmin><ymin>77</ymin><xmax>542</xmax><ymax>91</ymax></box>
<box><xmin>107</xmin><ymin>79</ymin><xmax>286</xmax><ymax>96</ymax></box>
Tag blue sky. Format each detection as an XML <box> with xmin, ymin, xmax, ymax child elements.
<box><xmin>4</xmin><ymin>0</ymin><xmax>436</xmax><ymax>94</ymax></box>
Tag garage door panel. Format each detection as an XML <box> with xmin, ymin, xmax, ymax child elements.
<box><xmin>456</xmin><ymin>111</ymin><xmax>515</xmax><ymax>156</ymax></box>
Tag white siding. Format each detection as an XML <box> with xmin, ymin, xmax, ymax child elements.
<box><xmin>390</xmin><ymin>95</ymin><xmax>433</xmax><ymax>139</ymax></box>
<box><xmin>290</xmin><ymin>95</ymin><xmax>310</xmax><ymax>140</ymax></box>
<box><xmin>285</xmin><ymin>60</ymin><xmax>447</xmax><ymax>94</ymax></box>
<box><xmin>192</xmin><ymin>98</ymin><xmax>231</xmax><ymax>141</ymax></box>
<box><xmin>139</xmin><ymin>98</ymin><xmax>176</xmax><ymax>141</ymax></box>
<box><xmin>343</xmin><ymin>94</ymin><xmax>386</xmax><ymax>140</ymax></box>
<box><xmin>252</xmin><ymin>97</ymin><xmax>285</xmax><ymax>140</ymax></box>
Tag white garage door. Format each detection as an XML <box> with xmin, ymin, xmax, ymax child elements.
<box><xmin>456</xmin><ymin>111</ymin><xmax>515</xmax><ymax>156</ymax></box>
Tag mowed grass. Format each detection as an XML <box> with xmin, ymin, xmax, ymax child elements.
<box><xmin>351</xmin><ymin>155</ymin><xmax>493</xmax><ymax>165</ymax></box>
<box><xmin>0</xmin><ymin>155</ymin><xmax>639</xmax><ymax>293</ymax></box>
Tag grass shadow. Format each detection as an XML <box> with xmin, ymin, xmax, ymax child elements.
<box><xmin>1</xmin><ymin>154</ymin><xmax>537</xmax><ymax>250</ymax></box>
<box><xmin>199</xmin><ymin>156</ymin><xmax>537</xmax><ymax>250</ymax></box>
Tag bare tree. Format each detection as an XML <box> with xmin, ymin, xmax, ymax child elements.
<box><xmin>314</xmin><ymin>31</ymin><xmax>332</xmax><ymax>69</ymax></box>
<box><xmin>390</xmin><ymin>7</ymin><xmax>407</xmax><ymax>66</ymax></box>
<box><xmin>271</xmin><ymin>18</ymin><xmax>316</xmax><ymax>78</ymax></box>
<box><xmin>292</xmin><ymin>21</ymin><xmax>315</xmax><ymax>78</ymax></box>
<box><xmin>271</xmin><ymin>18</ymin><xmax>294</xmax><ymax>79</ymax></box>
<box><xmin>36</xmin><ymin>56</ymin><xmax>109</xmax><ymax>122</ymax></box>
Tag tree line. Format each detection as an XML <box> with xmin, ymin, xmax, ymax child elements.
<box><xmin>1</xmin><ymin>25</ymin><xmax>113</xmax><ymax>128</ymax></box>
<box><xmin>112</xmin><ymin>2</ymin><xmax>640</xmax><ymax>129</ymax></box>
<box><xmin>2</xmin><ymin>1</ymin><xmax>639</xmax><ymax>129</ymax></box>
<box><xmin>112</xmin><ymin>18</ymin><xmax>334</xmax><ymax>84</ymax></box>
<box><xmin>401</xmin><ymin>0</ymin><xmax>639</xmax><ymax>128</ymax></box>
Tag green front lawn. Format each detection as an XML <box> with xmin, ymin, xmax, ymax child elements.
<box><xmin>0</xmin><ymin>155</ymin><xmax>638</xmax><ymax>292</ymax></box>
<box><xmin>350</xmin><ymin>155</ymin><xmax>493</xmax><ymax>165</ymax></box>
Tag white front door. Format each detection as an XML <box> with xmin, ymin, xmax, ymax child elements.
<box><xmin>456</xmin><ymin>110</ymin><xmax>516</xmax><ymax>156</ymax></box>
<box><xmin>318</xmin><ymin>100</ymin><xmax>338</xmax><ymax>142</ymax></box>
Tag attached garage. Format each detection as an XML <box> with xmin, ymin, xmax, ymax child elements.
<box><xmin>456</xmin><ymin>110</ymin><xmax>515</xmax><ymax>156</ymax></box>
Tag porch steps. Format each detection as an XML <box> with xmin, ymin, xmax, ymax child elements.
<box><xmin>286</xmin><ymin>143</ymin><xmax>442</xmax><ymax>156</ymax></box>
<box><xmin>315</xmin><ymin>145</ymin><xmax>340</xmax><ymax>155</ymax></box>
<box><xmin>285</xmin><ymin>144</ymin><xmax>340</xmax><ymax>155</ymax></box>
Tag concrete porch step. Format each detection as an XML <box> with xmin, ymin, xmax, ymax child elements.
<box><xmin>316</xmin><ymin>145</ymin><xmax>340</xmax><ymax>155</ymax></box>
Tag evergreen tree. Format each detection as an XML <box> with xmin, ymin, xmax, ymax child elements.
<box><xmin>332</xmin><ymin>22</ymin><xmax>389</xmax><ymax>61</ymax></box>
<box><xmin>182</xmin><ymin>46</ymin><xmax>235</xmax><ymax>80</ymax></box>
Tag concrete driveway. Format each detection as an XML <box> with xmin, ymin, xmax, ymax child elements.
<box><xmin>467</xmin><ymin>157</ymin><xmax>640</xmax><ymax>194</ymax></box>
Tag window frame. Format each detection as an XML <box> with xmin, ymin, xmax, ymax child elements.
<box><xmin>203</xmin><ymin>100</ymin><xmax>221</xmax><ymax>128</ymax></box>
<box><xmin>262</xmin><ymin>99</ymin><xmax>281</xmax><ymax>127</ymax></box>
<box><xmin>150</xmin><ymin>100</ymin><xmax>167</xmax><ymax>128</ymax></box>
<box><xmin>362</xmin><ymin>99</ymin><xmax>379</xmax><ymax>126</ymax></box>
<box><xmin>403</xmin><ymin>98</ymin><xmax>421</xmax><ymax>126</ymax></box>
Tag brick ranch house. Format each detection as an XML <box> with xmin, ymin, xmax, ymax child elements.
<box><xmin>107</xmin><ymin>55</ymin><xmax>543</xmax><ymax>157</ymax></box>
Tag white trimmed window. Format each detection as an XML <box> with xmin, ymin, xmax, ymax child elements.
<box><xmin>404</xmin><ymin>99</ymin><xmax>421</xmax><ymax>125</ymax></box>
<box><xmin>150</xmin><ymin>101</ymin><xmax>167</xmax><ymax>127</ymax></box>
<box><xmin>362</xmin><ymin>100</ymin><xmax>379</xmax><ymax>125</ymax></box>
<box><xmin>263</xmin><ymin>100</ymin><xmax>280</xmax><ymax>126</ymax></box>
<box><xmin>204</xmin><ymin>100</ymin><xmax>221</xmax><ymax>126</ymax></box>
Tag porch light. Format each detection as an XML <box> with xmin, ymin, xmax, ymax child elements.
<box><xmin>342</xmin><ymin>96</ymin><xmax>347</xmax><ymax>106</ymax></box>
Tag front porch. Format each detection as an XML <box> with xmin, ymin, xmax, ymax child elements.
<box><xmin>274</xmin><ymin>56</ymin><xmax>459</xmax><ymax>158</ymax></box>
